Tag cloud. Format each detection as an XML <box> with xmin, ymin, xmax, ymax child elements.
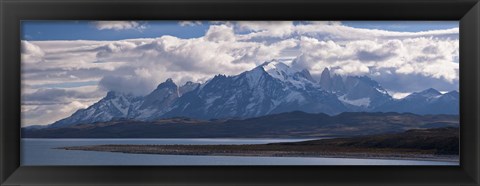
<box><xmin>303</xmin><ymin>21</ymin><xmax>342</xmax><ymax>26</ymax></box>
<box><xmin>21</xmin><ymin>86</ymin><xmax>104</xmax><ymax>126</ymax></box>
<box><xmin>21</xmin><ymin>41</ymin><xmax>45</xmax><ymax>63</ymax></box>
<box><xmin>22</xmin><ymin>100</ymin><xmax>95</xmax><ymax>126</ymax></box>
<box><xmin>291</xmin><ymin>36</ymin><xmax>458</xmax><ymax>84</ymax></box>
<box><xmin>92</xmin><ymin>21</ymin><xmax>146</xmax><ymax>31</ymax></box>
<box><xmin>179</xmin><ymin>21</ymin><xmax>202</xmax><ymax>26</ymax></box>
<box><xmin>294</xmin><ymin>23</ymin><xmax>458</xmax><ymax>41</ymax></box>
<box><xmin>205</xmin><ymin>25</ymin><xmax>236</xmax><ymax>42</ymax></box>
<box><xmin>99</xmin><ymin>75</ymin><xmax>158</xmax><ymax>96</ymax></box>
<box><xmin>235</xmin><ymin>21</ymin><xmax>295</xmax><ymax>38</ymax></box>
<box><xmin>83</xmin><ymin>27</ymin><xmax>297</xmax><ymax>93</ymax></box>
<box><xmin>23</xmin><ymin>87</ymin><xmax>104</xmax><ymax>105</ymax></box>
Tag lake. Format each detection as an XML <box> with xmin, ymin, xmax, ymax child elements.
<box><xmin>21</xmin><ymin>138</ymin><xmax>459</xmax><ymax>166</ymax></box>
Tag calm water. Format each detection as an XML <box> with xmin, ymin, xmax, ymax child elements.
<box><xmin>21</xmin><ymin>138</ymin><xmax>458</xmax><ymax>166</ymax></box>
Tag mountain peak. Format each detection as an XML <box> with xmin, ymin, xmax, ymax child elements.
<box><xmin>105</xmin><ymin>91</ymin><xmax>118</xmax><ymax>99</ymax></box>
<box><xmin>157</xmin><ymin>78</ymin><xmax>177</xmax><ymax>89</ymax></box>
<box><xmin>258</xmin><ymin>59</ymin><xmax>281</xmax><ymax>66</ymax></box>
<box><xmin>261</xmin><ymin>60</ymin><xmax>289</xmax><ymax>71</ymax></box>
<box><xmin>446</xmin><ymin>90</ymin><xmax>459</xmax><ymax>95</ymax></box>
<box><xmin>104</xmin><ymin>91</ymin><xmax>134</xmax><ymax>100</ymax></box>
<box><xmin>256</xmin><ymin>60</ymin><xmax>305</xmax><ymax>81</ymax></box>
<box><xmin>322</xmin><ymin>67</ymin><xmax>330</xmax><ymax>74</ymax></box>
<box><xmin>405</xmin><ymin>88</ymin><xmax>442</xmax><ymax>100</ymax></box>
<box><xmin>320</xmin><ymin>67</ymin><xmax>332</xmax><ymax>90</ymax></box>
<box><xmin>419</xmin><ymin>88</ymin><xmax>442</xmax><ymax>96</ymax></box>
<box><xmin>179</xmin><ymin>81</ymin><xmax>200</xmax><ymax>96</ymax></box>
<box><xmin>441</xmin><ymin>90</ymin><xmax>459</xmax><ymax>98</ymax></box>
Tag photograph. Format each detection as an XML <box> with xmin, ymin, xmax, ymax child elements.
<box><xmin>20</xmin><ymin>20</ymin><xmax>460</xmax><ymax>166</ymax></box>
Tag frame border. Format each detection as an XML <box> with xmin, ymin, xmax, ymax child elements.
<box><xmin>1</xmin><ymin>0</ymin><xmax>479</xmax><ymax>185</ymax></box>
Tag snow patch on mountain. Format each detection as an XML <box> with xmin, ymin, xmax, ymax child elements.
<box><xmin>338</xmin><ymin>95</ymin><xmax>371</xmax><ymax>107</ymax></box>
<box><xmin>262</xmin><ymin>61</ymin><xmax>295</xmax><ymax>80</ymax></box>
<box><xmin>260</xmin><ymin>60</ymin><xmax>317</xmax><ymax>89</ymax></box>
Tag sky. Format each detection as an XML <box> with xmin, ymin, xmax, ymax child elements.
<box><xmin>21</xmin><ymin>21</ymin><xmax>459</xmax><ymax>126</ymax></box>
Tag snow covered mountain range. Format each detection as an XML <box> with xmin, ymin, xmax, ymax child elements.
<box><xmin>51</xmin><ymin>60</ymin><xmax>459</xmax><ymax>128</ymax></box>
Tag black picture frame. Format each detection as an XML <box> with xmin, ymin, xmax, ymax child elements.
<box><xmin>1</xmin><ymin>0</ymin><xmax>479</xmax><ymax>185</ymax></box>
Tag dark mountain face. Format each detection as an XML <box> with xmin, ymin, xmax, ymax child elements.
<box><xmin>318</xmin><ymin>68</ymin><xmax>392</xmax><ymax>109</ymax></box>
<box><xmin>374</xmin><ymin>89</ymin><xmax>459</xmax><ymax>115</ymax></box>
<box><xmin>137</xmin><ymin>78</ymin><xmax>179</xmax><ymax>115</ymax></box>
<box><xmin>342</xmin><ymin>76</ymin><xmax>392</xmax><ymax>108</ymax></box>
<box><xmin>295</xmin><ymin>69</ymin><xmax>316</xmax><ymax>83</ymax></box>
<box><xmin>179</xmin><ymin>81</ymin><xmax>200</xmax><ymax>95</ymax></box>
<box><xmin>24</xmin><ymin>111</ymin><xmax>459</xmax><ymax>138</ymax></box>
<box><xmin>319</xmin><ymin>68</ymin><xmax>333</xmax><ymax>91</ymax></box>
<box><xmin>162</xmin><ymin>64</ymin><xmax>347</xmax><ymax>120</ymax></box>
<box><xmin>331</xmin><ymin>74</ymin><xmax>346</xmax><ymax>93</ymax></box>
<box><xmin>48</xmin><ymin>61</ymin><xmax>459</xmax><ymax>128</ymax></box>
<box><xmin>50</xmin><ymin>91</ymin><xmax>143</xmax><ymax>128</ymax></box>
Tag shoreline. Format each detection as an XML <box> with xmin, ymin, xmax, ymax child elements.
<box><xmin>58</xmin><ymin>144</ymin><xmax>459</xmax><ymax>162</ymax></box>
<box><xmin>54</xmin><ymin>127</ymin><xmax>459</xmax><ymax>163</ymax></box>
